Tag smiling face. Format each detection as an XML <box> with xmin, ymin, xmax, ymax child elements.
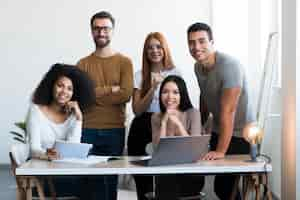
<box><xmin>188</xmin><ymin>30</ymin><xmax>214</xmax><ymax>63</ymax></box>
<box><xmin>52</xmin><ymin>76</ymin><xmax>73</xmax><ymax>106</ymax></box>
<box><xmin>91</xmin><ymin>18</ymin><xmax>113</xmax><ymax>49</ymax></box>
<box><xmin>146</xmin><ymin>38</ymin><xmax>164</xmax><ymax>64</ymax></box>
<box><xmin>160</xmin><ymin>81</ymin><xmax>180</xmax><ymax>110</ymax></box>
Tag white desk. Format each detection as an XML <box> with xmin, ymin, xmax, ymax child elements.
<box><xmin>16</xmin><ymin>155</ymin><xmax>271</xmax><ymax>176</ymax></box>
<box><xmin>16</xmin><ymin>155</ymin><xmax>272</xmax><ymax>200</ymax></box>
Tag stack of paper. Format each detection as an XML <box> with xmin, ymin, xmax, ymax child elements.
<box><xmin>53</xmin><ymin>155</ymin><xmax>111</xmax><ymax>165</ymax></box>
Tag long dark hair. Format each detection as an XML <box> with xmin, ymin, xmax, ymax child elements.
<box><xmin>32</xmin><ymin>63</ymin><xmax>96</xmax><ymax>111</ymax></box>
<box><xmin>159</xmin><ymin>75</ymin><xmax>193</xmax><ymax>113</ymax></box>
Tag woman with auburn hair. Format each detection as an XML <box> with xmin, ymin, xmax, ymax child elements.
<box><xmin>127</xmin><ymin>32</ymin><xmax>181</xmax><ymax>200</ymax></box>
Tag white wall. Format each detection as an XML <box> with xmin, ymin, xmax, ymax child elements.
<box><xmin>261</xmin><ymin>87</ymin><xmax>281</xmax><ymax>198</ymax></box>
<box><xmin>0</xmin><ymin>0</ymin><xmax>211</xmax><ymax>164</ymax></box>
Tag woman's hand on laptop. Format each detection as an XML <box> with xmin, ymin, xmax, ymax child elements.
<box><xmin>202</xmin><ymin>151</ymin><xmax>225</xmax><ymax>160</ymax></box>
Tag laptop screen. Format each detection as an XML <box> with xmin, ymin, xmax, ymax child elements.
<box><xmin>148</xmin><ymin>135</ymin><xmax>211</xmax><ymax>166</ymax></box>
<box><xmin>54</xmin><ymin>140</ymin><xmax>92</xmax><ymax>159</ymax></box>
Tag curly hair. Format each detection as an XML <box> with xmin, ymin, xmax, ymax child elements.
<box><xmin>159</xmin><ymin>75</ymin><xmax>193</xmax><ymax>113</ymax></box>
<box><xmin>32</xmin><ymin>63</ymin><xmax>96</xmax><ymax>111</ymax></box>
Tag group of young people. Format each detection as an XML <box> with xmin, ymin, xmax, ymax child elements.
<box><xmin>25</xmin><ymin>10</ymin><xmax>255</xmax><ymax>200</ymax></box>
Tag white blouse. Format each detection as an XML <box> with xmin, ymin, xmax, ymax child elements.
<box><xmin>134</xmin><ymin>68</ymin><xmax>181</xmax><ymax>113</ymax></box>
<box><xmin>26</xmin><ymin>104</ymin><xmax>82</xmax><ymax>157</ymax></box>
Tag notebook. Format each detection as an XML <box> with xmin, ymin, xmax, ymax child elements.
<box><xmin>54</xmin><ymin>140</ymin><xmax>92</xmax><ymax>159</ymax></box>
<box><xmin>132</xmin><ymin>135</ymin><xmax>211</xmax><ymax>166</ymax></box>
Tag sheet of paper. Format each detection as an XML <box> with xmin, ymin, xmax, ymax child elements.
<box><xmin>53</xmin><ymin>155</ymin><xmax>111</xmax><ymax>165</ymax></box>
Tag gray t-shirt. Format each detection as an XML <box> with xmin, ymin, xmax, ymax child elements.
<box><xmin>194</xmin><ymin>51</ymin><xmax>255</xmax><ymax>137</ymax></box>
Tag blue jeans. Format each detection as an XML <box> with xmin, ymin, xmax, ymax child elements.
<box><xmin>81</xmin><ymin>128</ymin><xmax>125</xmax><ymax>200</ymax></box>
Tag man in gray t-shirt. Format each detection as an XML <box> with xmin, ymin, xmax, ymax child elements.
<box><xmin>187</xmin><ymin>22</ymin><xmax>255</xmax><ymax>200</ymax></box>
<box><xmin>194</xmin><ymin>51</ymin><xmax>255</xmax><ymax>138</ymax></box>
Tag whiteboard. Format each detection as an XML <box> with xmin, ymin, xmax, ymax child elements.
<box><xmin>256</xmin><ymin>32</ymin><xmax>279</xmax><ymax>130</ymax></box>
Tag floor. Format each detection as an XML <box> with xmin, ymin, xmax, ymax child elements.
<box><xmin>1</xmin><ymin>166</ymin><xmax>218</xmax><ymax>200</ymax></box>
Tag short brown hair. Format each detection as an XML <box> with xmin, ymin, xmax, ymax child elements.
<box><xmin>90</xmin><ymin>11</ymin><xmax>115</xmax><ymax>27</ymax></box>
<box><xmin>187</xmin><ymin>22</ymin><xmax>213</xmax><ymax>41</ymax></box>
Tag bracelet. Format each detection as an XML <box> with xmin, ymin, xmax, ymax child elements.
<box><xmin>39</xmin><ymin>154</ymin><xmax>50</xmax><ymax>161</ymax></box>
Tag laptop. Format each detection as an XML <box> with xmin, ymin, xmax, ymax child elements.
<box><xmin>132</xmin><ymin>135</ymin><xmax>211</xmax><ymax>166</ymax></box>
<box><xmin>54</xmin><ymin>140</ymin><xmax>92</xmax><ymax>159</ymax></box>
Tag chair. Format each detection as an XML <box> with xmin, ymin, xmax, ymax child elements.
<box><xmin>143</xmin><ymin>166</ymin><xmax>205</xmax><ymax>200</ymax></box>
<box><xmin>242</xmin><ymin>173</ymin><xmax>273</xmax><ymax>200</ymax></box>
<box><xmin>9</xmin><ymin>142</ymin><xmax>56</xmax><ymax>200</ymax></box>
<box><xmin>10</xmin><ymin>143</ymin><xmax>80</xmax><ymax>200</ymax></box>
<box><xmin>144</xmin><ymin>114</ymin><xmax>212</xmax><ymax>200</ymax></box>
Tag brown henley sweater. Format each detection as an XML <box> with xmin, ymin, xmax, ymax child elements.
<box><xmin>77</xmin><ymin>53</ymin><xmax>133</xmax><ymax>129</ymax></box>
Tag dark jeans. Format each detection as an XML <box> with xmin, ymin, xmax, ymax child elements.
<box><xmin>210</xmin><ymin>133</ymin><xmax>250</xmax><ymax>200</ymax></box>
<box><xmin>156</xmin><ymin>174</ymin><xmax>205</xmax><ymax>200</ymax></box>
<box><xmin>127</xmin><ymin>113</ymin><xmax>153</xmax><ymax>200</ymax></box>
<box><xmin>33</xmin><ymin>176</ymin><xmax>81</xmax><ymax>198</ymax></box>
<box><xmin>81</xmin><ymin>128</ymin><xmax>125</xmax><ymax>200</ymax></box>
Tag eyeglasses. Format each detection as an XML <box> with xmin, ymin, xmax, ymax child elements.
<box><xmin>92</xmin><ymin>26</ymin><xmax>113</xmax><ymax>33</ymax></box>
<box><xmin>147</xmin><ymin>44</ymin><xmax>163</xmax><ymax>51</ymax></box>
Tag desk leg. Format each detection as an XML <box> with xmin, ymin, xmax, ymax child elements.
<box><xmin>253</xmin><ymin>175</ymin><xmax>260</xmax><ymax>200</ymax></box>
<box><xmin>34</xmin><ymin>178</ymin><xmax>46</xmax><ymax>200</ymax></box>
<box><xmin>255</xmin><ymin>183</ymin><xmax>260</xmax><ymax>200</ymax></box>
<box><xmin>16</xmin><ymin>177</ymin><xmax>26</xmax><ymax>200</ymax></box>
<box><xmin>242</xmin><ymin>173</ymin><xmax>273</xmax><ymax>200</ymax></box>
<box><xmin>47</xmin><ymin>177</ymin><xmax>56</xmax><ymax>200</ymax></box>
<box><xmin>261</xmin><ymin>173</ymin><xmax>272</xmax><ymax>200</ymax></box>
<box><xmin>25</xmin><ymin>186</ymin><xmax>32</xmax><ymax>200</ymax></box>
<box><xmin>265</xmin><ymin>186</ymin><xmax>273</xmax><ymax>200</ymax></box>
<box><xmin>16</xmin><ymin>187</ymin><xmax>25</xmax><ymax>200</ymax></box>
<box><xmin>243</xmin><ymin>174</ymin><xmax>258</xmax><ymax>200</ymax></box>
<box><xmin>242</xmin><ymin>175</ymin><xmax>251</xmax><ymax>200</ymax></box>
<box><xmin>230</xmin><ymin>175</ymin><xmax>240</xmax><ymax>200</ymax></box>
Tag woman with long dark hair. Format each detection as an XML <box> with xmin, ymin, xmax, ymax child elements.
<box><xmin>152</xmin><ymin>75</ymin><xmax>205</xmax><ymax>200</ymax></box>
<box><xmin>127</xmin><ymin>32</ymin><xmax>181</xmax><ymax>200</ymax></box>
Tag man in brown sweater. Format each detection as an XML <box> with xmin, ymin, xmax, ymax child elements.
<box><xmin>77</xmin><ymin>11</ymin><xmax>133</xmax><ymax>200</ymax></box>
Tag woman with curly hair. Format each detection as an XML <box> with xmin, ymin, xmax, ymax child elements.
<box><xmin>26</xmin><ymin>63</ymin><xmax>95</xmax><ymax>197</ymax></box>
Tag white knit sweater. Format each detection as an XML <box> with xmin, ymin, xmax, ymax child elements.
<box><xmin>26</xmin><ymin>104</ymin><xmax>82</xmax><ymax>157</ymax></box>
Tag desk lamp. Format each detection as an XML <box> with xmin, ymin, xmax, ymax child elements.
<box><xmin>243</xmin><ymin>123</ymin><xmax>263</xmax><ymax>162</ymax></box>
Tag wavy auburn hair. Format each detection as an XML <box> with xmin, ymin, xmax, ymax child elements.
<box><xmin>140</xmin><ymin>32</ymin><xmax>175</xmax><ymax>97</ymax></box>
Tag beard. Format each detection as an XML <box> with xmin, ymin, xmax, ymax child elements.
<box><xmin>94</xmin><ymin>36</ymin><xmax>111</xmax><ymax>48</ymax></box>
